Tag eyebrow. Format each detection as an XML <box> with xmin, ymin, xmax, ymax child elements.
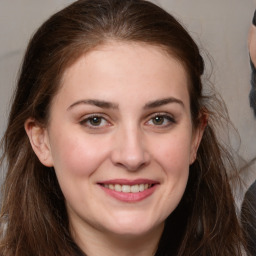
<box><xmin>143</xmin><ymin>97</ymin><xmax>184</xmax><ymax>109</ymax></box>
<box><xmin>67</xmin><ymin>97</ymin><xmax>184</xmax><ymax>111</ymax></box>
<box><xmin>67</xmin><ymin>99</ymin><xmax>119</xmax><ymax>110</ymax></box>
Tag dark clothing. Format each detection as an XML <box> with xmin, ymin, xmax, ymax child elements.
<box><xmin>250</xmin><ymin>9</ymin><xmax>256</xmax><ymax>117</ymax></box>
<box><xmin>241</xmin><ymin>180</ymin><xmax>256</xmax><ymax>256</ymax></box>
<box><xmin>249</xmin><ymin>59</ymin><xmax>256</xmax><ymax>117</ymax></box>
<box><xmin>253</xmin><ymin>10</ymin><xmax>256</xmax><ymax>26</ymax></box>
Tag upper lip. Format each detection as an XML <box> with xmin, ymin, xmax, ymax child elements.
<box><xmin>97</xmin><ymin>179</ymin><xmax>159</xmax><ymax>186</ymax></box>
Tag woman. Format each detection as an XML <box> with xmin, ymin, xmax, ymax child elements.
<box><xmin>0</xmin><ymin>0</ymin><xmax>246</xmax><ymax>255</ymax></box>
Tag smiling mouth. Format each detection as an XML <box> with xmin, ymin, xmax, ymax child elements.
<box><xmin>98</xmin><ymin>180</ymin><xmax>158</xmax><ymax>202</ymax></box>
<box><xmin>100</xmin><ymin>183</ymin><xmax>154</xmax><ymax>193</ymax></box>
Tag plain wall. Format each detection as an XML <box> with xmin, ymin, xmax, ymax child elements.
<box><xmin>0</xmin><ymin>1</ymin><xmax>256</xmax><ymax>189</ymax></box>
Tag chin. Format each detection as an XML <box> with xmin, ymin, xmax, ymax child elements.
<box><xmin>107</xmin><ymin>226</ymin><xmax>158</xmax><ymax>239</ymax></box>
<box><xmin>103</xmin><ymin>214</ymin><xmax>164</xmax><ymax>237</ymax></box>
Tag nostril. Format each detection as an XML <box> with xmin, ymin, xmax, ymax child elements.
<box><xmin>110</xmin><ymin>130</ymin><xmax>150</xmax><ymax>171</ymax></box>
<box><xmin>112</xmin><ymin>153</ymin><xmax>150</xmax><ymax>171</ymax></box>
<box><xmin>115</xmin><ymin>161</ymin><xmax>145</xmax><ymax>171</ymax></box>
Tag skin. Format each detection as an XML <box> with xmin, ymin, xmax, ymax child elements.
<box><xmin>25</xmin><ymin>42</ymin><xmax>204</xmax><ymax>256</ymax></box>
<box><xmin>249</xmin><ymin>19</ymin><xmax>256</xmax><ymax>66</ymax></box>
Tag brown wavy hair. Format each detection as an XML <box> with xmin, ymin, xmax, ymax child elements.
<box><xmin>0</xmin><ymin>0</ymin><xmax>246</xmax><ymax>255</ymax></box>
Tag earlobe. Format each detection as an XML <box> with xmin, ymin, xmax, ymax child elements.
<box><xmin>189</xmin><ymin>129</ymin><xmax>202</xmax><ymax>165</ymax></box>
<box><xmin>24</xmin><ymin>118</ymin><xmax>53</xmax><ymax>167</ymax></box>
<box><xmin>189</xmin><ymin>112</ymin><xmax>208</xmax><ymax>165</ymax></box>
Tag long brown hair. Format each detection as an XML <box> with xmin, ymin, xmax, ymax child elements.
<box><xmin>0</xmin><ymin>0</ymin><xmax>246</xmax><ymax>255</ymax></box>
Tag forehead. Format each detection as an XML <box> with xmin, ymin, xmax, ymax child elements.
<box><xmin>62</xmin><ymin>41</ymin><xmax>188</xmax><ymax>79</ymax></box>
<box><xmin>54</xmin><ymin>42</ymin><xmax>190</xmax><ymax>110</ymax></box>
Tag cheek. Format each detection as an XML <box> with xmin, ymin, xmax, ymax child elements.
<box><xmin>149</xmin><ymin>135</ymin><xmax>191</xmax><ymax>218</ymax></box>
<box><xmin>152</xmin><ymin>133</ymin><xmax>192</xmax><ymax>174</ymax></box>
<box><xmin>50</xmin><ymin>131</ymin><xmax>109</xmax><ymax>177</ymax></box>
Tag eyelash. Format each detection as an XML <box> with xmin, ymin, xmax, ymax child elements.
<box><xmin>80</xmin><ymin>114</ymin><xmax>111</xmax><ymax>129</ymax></box>
<box><xmin>145</xmin><ymin>113</ymin><xmax>176</xmax><ymax>128</ymax></box>
<box><xmin>79</xmin><ymin>113</ymin><xmax>176</xmax><ymax>129</ymax></box>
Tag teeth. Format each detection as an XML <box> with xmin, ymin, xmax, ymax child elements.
<box><xmin>103</xmin><ymin>184</ymin><xmax>152</xmax><ymax>193</ymax></box>
<box><xmin>139</xmin><ymin>184</ymin><xmax>145</xmax><ymax>192</ymax></box>
<box><xmin>122</xmin><ymin>185</ymin><xmax>131</xmax><ymax>193</ymax></box>
<box><xmin>131</xmin><ymin>184</ymin><xmax>139</xmax><ymax>193</ymax></box>
<box><xmin>114</xmin><ymin>184</ymin><xmax>122</xmax><ymax>192</ymax></box>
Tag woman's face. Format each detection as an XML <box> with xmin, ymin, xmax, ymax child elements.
<box><xmin>29</xmin><ymin>42</ymin><xmax>203</xmax><ymax>238</ymax></box>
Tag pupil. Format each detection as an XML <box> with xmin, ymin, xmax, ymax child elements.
<box><xmin>153</xmin><ymin>116</ymin><xmax>163</xmax><ymax>125</ymax></box>
<box><xmin>91</xmin><ymin>117</ymin><xmax>101</xmax><ymax>125</ymax></box>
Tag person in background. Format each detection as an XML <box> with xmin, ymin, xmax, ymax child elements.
<box><xmin>249</xmin><ymin>10</ymin><xmax>256</xmax><ymax>115</ymax></box>
<box><xmin>241</xmin><ymin>9</ymin><xmax>256</xmax><ymax>256</ymax></box>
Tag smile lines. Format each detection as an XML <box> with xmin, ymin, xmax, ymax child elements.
<box><xmin>101</xmin><ymin>184</ymin><xmax>153</xmax><ymax>193</ymax></box>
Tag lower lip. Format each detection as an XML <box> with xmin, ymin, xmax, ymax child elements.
<box><xmin>99</xmin><ymin>185</ymin><xmax>158</xmax><ymax>202</ymax></box>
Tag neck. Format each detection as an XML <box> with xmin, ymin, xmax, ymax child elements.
<box><xmin>70</xmin><ymin>221</ymin><xmax>164</xmax><ymax>256</ymax></box>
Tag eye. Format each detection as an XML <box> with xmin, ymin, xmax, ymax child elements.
<box><xmin>80</xmin><ymin>114</ymin><xmax>110</xmax><ymax>128</ymax></box>
<box><xmin>146</xmin><ymin>113</ymin><xmax>175</xmax><ymax>127</ymax></box>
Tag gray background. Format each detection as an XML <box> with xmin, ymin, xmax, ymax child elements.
<box><xmin>0</xmin><ymin>0</ymin><xmax>256</xmax><ymax>192</ymax></box>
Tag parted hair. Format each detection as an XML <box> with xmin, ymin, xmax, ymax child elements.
<box><xmin>0</xmin><ymin>0</ymin><xmax>245</xmax><ymax>255</ymax></box>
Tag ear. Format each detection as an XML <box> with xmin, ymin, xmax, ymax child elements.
<box><xmin>189</xmin><ymin>112</ymin><xmax>208</xmax><ymax>165</ymax></box>
<box><xmin>24</xmin><ymin>118</ymin><xmax>53</xmax><ymax>167</ymax></box>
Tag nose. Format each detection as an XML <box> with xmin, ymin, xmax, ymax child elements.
<box><xmin>110</xmin><ymin>126</ymin><xmax>150</xmax><ymax>171</ymax></box>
